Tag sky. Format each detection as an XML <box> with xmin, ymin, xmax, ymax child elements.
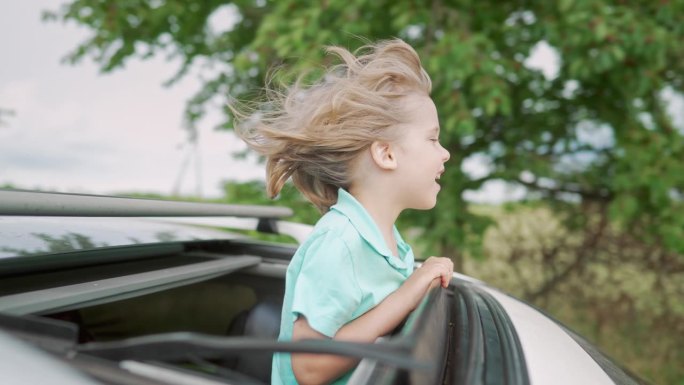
<box><xmin>0</xmin><ymin>0</ymin><xmax>262</xmax><ymax>198</ymax></box>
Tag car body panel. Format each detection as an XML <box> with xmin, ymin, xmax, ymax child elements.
<box><xmin>0</xmin><ymin>330</ymin><xmax>101</xmax><ymax>385</ymax></box>
<box><xmin>485</xmin><ymin>288</ymin><xmax>615</xmax><ymax>385</ymax></box>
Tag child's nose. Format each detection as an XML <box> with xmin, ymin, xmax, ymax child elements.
<box><xmin>441</xmin><ymin>145</ymin><xmax>450</xmax><ymax>162</ymax></box>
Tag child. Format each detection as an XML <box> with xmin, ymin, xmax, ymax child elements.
<box><xmin>234</xmin><ymin>38</ymin><xmax>454</xmax><ymax>385</ymax></box>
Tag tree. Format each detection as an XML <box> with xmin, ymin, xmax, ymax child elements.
<box><xmin>44</xmin><ymin>0</ymin><xmax>684</xmax><ymax>268</ymax></box>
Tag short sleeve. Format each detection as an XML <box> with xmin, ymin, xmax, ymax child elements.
<box><xmin>291</xmin><ymin>230</ymin><xmax>362</xmax><ymax>338</ymax></box>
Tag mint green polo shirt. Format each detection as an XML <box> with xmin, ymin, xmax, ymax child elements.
<box><xmin>272</xmin><ymin>188</ymin><xmax>415</xmax><ymax>385</ymax></box>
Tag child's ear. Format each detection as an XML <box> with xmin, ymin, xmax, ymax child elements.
<box><xmin>370</xmin><ymin>141</ymin><xmax>398</xmax><ymax>170</ymax></box>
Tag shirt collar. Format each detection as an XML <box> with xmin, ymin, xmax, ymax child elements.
<box><xmin>331</xmin><ymin>188</ymin><xmax>412</xmax><ymax>270</ymax></box>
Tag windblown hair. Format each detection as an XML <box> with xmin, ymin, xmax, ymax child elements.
<box><xmin>233</xmin><ymin>39</ymin><xmax>432</xmax><ymax>213</ymax></box>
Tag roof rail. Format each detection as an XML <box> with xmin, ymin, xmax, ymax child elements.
<box><xmin>0</xmin><ymin>190</ymin><xmax>292</xmax><ymax>219</ymax></box>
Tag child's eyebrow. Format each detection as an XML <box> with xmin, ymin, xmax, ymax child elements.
<box><xmin>431</xmin><ymin>126</ymin><xmax>440</xmax><ymax>135</ymax></box>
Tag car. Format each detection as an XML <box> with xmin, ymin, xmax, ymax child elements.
<box><xmin>0</xmin><ymin>189</ymin><xmax>650</xmax><ymax>385</ymax></box>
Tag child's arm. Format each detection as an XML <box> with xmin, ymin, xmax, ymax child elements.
<box><xmin>291</xmin><ymin>256</ymin><xmax>453</xmax><ymax>385</ymax></box>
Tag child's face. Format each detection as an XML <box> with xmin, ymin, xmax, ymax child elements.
<box><xmin>392</xmin><ymin>94</ymin><xmax>451</xmax><ymax>210</ymax></box>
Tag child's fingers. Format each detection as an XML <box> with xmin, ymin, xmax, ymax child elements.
<box><xmin>442</xmin><ymin>259</ymin><xmax>453</xmax><ymax>287</ymax></box>
<box><xmin>418</xmin><ymin>257</ymin><xmax>454</xmax><ymax>288</ymax></box>
<box><xmin>432</xmin><ymin>262</ymin><xmax>451</xmax><ymax>287</ymax></box>
<box><xmin>428</xmin><ymin>277</ymin><xmax>442</xmax><ymax>290</ymax></box>
<box><xmin>421</xmin><ymin>257</ymin><xmax>454</xmax><ymax>287</ymax></box>
<box><xmin>441</xmin><ymin>269</ymin><xmax>451</xmax><ymax>287</ymax></box>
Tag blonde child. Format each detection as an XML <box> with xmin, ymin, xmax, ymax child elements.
<box><xmin>234</xmin><ymin>38</ymin><xmax>453</xmax><ymax>385</ymax></box>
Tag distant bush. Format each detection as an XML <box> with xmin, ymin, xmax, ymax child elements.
<box><xmin>463</xmin><ymin>204</ymin><xmax>684</xmax><ymax>385</ymax></box>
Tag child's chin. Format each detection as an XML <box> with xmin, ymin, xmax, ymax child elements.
<box><xmin>411</xmin><ymin>199</ymin><xmax>438</xmax><ymax>210</ymax></box>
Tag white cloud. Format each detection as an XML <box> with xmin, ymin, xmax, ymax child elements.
<box><xmin>662</xmin><ymin>87</ymin><xmax>684</xmax><ymax>133</ymax></box>
<box><xmin>461</xmin><ymin>153</ymin><xmax>493</xmax><ymax>180</ymax></box>
<box><xmin>525</xmin><ymin>41</ymin><xmax>560</xmax><ymax>80</ymax></box>
<box><xmin>0</xmin><ymin>80</ymin><xmax>38</xmax><ymax>114</ymax></box>
<box><xmin>207</xmin><ymin>4</ymin><xmax>241</xmax><ymax>35</ymax></box>
<box><xmin>464</xmin><ymin>180</ymin><xmax>527</xmax><ymax>204</ymax></box>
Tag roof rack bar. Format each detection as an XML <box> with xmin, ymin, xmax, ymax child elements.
<box><xmin>0</xmin><ymin>190</ymin><xmax>292</xmax><ymax>218</ymax></box>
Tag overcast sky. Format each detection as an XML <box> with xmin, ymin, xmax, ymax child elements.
<box><xmin>0</xmin><ymin>0</ymin><xmax>263</xmax><ymax>198</ymax></box>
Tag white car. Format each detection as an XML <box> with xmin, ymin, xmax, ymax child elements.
<box><xmin>0</xmin><ymin>190</ymin><xmax>649</xmax><ymax>385</ymax></box>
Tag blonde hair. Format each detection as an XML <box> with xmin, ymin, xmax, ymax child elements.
<box><xmin>233</xmin><ymin>39</ymin><xmax>432</xmax><ymax>213</ymax></box>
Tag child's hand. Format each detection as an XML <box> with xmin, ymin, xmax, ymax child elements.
<box><xmin>396</xmin><ymin>257</ymin><xmax>454</xmax><ymax>310</ymax></box>
<box><xmin>417</xmin><ymin>256</ymin><xmax>454</xmax><ymax>288</ymax></box>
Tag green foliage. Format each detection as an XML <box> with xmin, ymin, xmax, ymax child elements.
<box><xmin>45</xmin><ymin>0</ymin><xmax>684</xmax><ymax>263</ymax></box>
<box><xmin>118</xmin><ymin>181</ymin><xmax>320</xmax><ymax>243</ymax></box>
<box><xmin>220</xmin><ymin>180</ymin><xmax>320</xmax><ymax>225</ymax></box>
<box><xmin>217</xmin><ymin>181</ymin><xmax>318</xmax><ymax>244</ymax></box>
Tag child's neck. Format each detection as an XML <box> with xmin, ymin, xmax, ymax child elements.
<box><xmin>349</xmin><ymin>188</ymin><xmax>401</xmax><ymax>257</ymax></box>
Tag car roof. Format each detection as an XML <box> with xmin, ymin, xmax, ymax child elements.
<box><xmin>0</xmin><ymin>188</ymin><xmax>294</xmax><ymax>261</ymax></box>
<box><xmin>481</xmin><ymin>287</ymin><xmax>617</xmax><ymax>385</ymax></box>
<box><xmin>0</xmin><ymin>330</ymin><xmax>100</xmax><ymax>385</ymax></box>
<box><xmin>0</xmin><ymin>216</ymin><xmax>242</xmax><ymax>260</ymax></box>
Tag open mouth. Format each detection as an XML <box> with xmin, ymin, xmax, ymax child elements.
<box><xmin>435</xmin><ymin>170</ymin><xmax>445</xmax><ymax>183</ymax></box>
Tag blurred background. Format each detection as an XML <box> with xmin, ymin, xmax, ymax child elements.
<box><xmin>1</xmin><ymin>1</ymin><xmax>683</xmax><ymax>383</ymax></box>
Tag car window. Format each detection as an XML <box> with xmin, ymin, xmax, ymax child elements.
<box><xmin>449</xmin><ymin>283</ymin><xmax>529</xmax><ymax>385</ymax></box>
<box><xmin>354</xmin><ymin>283</ymin><xmax>530</xmax><ymax>385</ymax></box>
<box><xmin>345</xmin><ymin>287</ymin><xmax>450</xmax><ymax>384</ymax></box>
